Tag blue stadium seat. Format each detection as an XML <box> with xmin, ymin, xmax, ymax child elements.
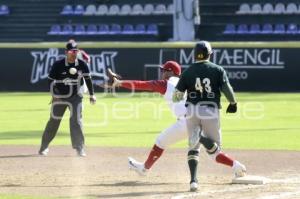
<box><xmin>147</xmin><ymin>24</ymin><xmax>158</xmax><ymax>35</ymax></box>
<box><xmin>61</xmin><ymin>5</ymin><xmax>73</xmax><ymax>15</ymax></box>
<box><xmin>135</xmin><ymin>24</ymin><xmax>146</xmax><ymax>34</ymax></box>
<box><xmin>236</xmin><ymin>24</ymin><xmax>248</xmax><ymax>34</ymax></box>
<box><xmin>0</xmin><ymin>5</ymin><xmax>9</xmax><ymax>15</ymax></box>
<box><xmin>60</xmin><ymin>24</ymin><xmax>73</xmax><ymax>35</ymax></box>
<box><xmin>262</xmin><ymin>3</ymin><xmax>273</xmax><ymax>14</ymax></box>
<box><xmin>154</xmin><ymin>4</ymin><xmax>167</xmax><ymax>15</ymax></box>
<box><xmin>122</xmin><ymin>24</ymin><xmax>134</xmax><ymax>34</ymax></box>
<box><xmin>286</xmin><ymin>3</ymin><xmax>298</xmax><ymax>14</ymax></box>
<box><xmin>261</xmin><ymin>24</ymin><xmax>273</xmax><ymax>34</ymax></box>
<box><xmin>144</xmin><ymin>4</ymin><xmax>154</xmax><ymax>15</ymax></box>
<box><xmin>119</xmin><ymin>4</ymin><xmax>131</xmax><ymax>16</ymax></box>
<box><xmin>274</xmin><ymin>3</ymin><xmax>285</xmax><ymax>14</ymax></box>
<box><xmin>236</xmin><ymin>3</ymin><xmax>250</xmax><ymax>14</ymax></box>
<box><xmin>98</xmin><ymin>24</ymin><xmax>109</xmax><ymax>35</ymax></box>
<box><xmin>249</xmin><ymin>24</ymin><xmax>260</xmax><ymax>34</ymax></box>
<box><xmin>110</xmin><ymin>24</ymin><xmax>121</xmax><ymax>34</ymax></box>
<box><xmin>48</xmin><ymin>25</ymin><xmax>61</xmax><ymax>35</ymax></box>
<box><xmin>73</xmin><ymin>24</ymin><xmax>85</xmax><ymax>35</ymax></box>
<box><xmin>108</xmin><ymin>5</ymin><xmax>120</xmax><ymax>16</ymax></box>
<box><xmin>273</xmin><ymin>24</ymin><xmax>285</xmax><ymax>34</ymax></box>
<box><xmin>74</xmin><ymin>5</ymin><xmax>84</xmax><ymax>15</ymax></box>
<box><xmin>167</xmin><ymin>4</ymin><xmax>174</xmax><ymax>14</ymax></box>
<box><xmin>84</xmin><ymin>4</ymin><xmax>97</xmax><ymax>16</ymax></box>
<box><xmin>96</xmin><ymin>5</ymin><xmax>108</xmax><ymax>16</ymax></box>
<box><xmin>286</xmin><ymin>24</ymin><xmax>298</xmax><ymax>34</ymax></box>
<box><xmin>223</xmin><ymin>24</ymin><xmax>235</xmax><ymax>34</ymax></box>
<box><xmin>251</xmin><ymin>4</ymin><xmax>262</xmax><ymax>14</ymax></box>
<box><xmin>131</xmin><ymin>4</ymin><xmax>144</xmax><ymax>15</ymax></box>
<box><xmin>86</xmin><ymin>24</ymin><xmax>98</xmax><ymax>35</ymax></box>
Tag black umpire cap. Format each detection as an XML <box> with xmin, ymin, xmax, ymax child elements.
<box><xmin>194</xmin><ymin>40</ymin><xmax>213</xmax><ymax>60</ymax></box>
<box><xmin>66</xmin><ymin>39</ymin><xmax>78</xmax><ymax>51</ymax></box>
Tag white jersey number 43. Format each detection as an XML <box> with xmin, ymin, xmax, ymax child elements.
<box><xmin>195</xmin><ymin>77</ymin><xmax>212</xmax><ymax>93</ymax></box>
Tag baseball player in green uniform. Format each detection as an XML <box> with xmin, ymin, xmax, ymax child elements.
<box><xmin>173</xmin><ymin>41</ymin><xmax>246</xmax><ymax>191</ymax></box>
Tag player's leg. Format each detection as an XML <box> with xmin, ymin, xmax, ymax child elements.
<box><xmin>128</xmin><ymin>119</ymin><xmax>187</xmax><ymax>175</ymax></box>
<box><xmin>39</xmin><ymin>100</ymin><xmax>68</xmax><ymax>155</ymax></box>
<box><xmin>200</xmin><ymin>107</ymin><xmax>246</xmax><ymax>177</ymax></box>
<box><xmin>68</xmin><ymin>95</ymin><xmax>85</xmax><ymax>156</ymax></box>
<box><xmin>186</xmin><ymin>104</ymin><xmax>202</xmax><ymax>191</ymax></box>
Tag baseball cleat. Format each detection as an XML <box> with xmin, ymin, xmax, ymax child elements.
<box><xmin>39</xmin><ymin>148</ymin><xmax>49</xmax><ymax>156</ymax></box>
<box><xmin>76</xmin><ymin>148</ymin><xmax>87</xmax><ymax>157</ymax></box>
<box><xmin>190</xmin><ymin>182</ymin><xmax>198</xmax><ymax>192</ymax></box>
<box><xmin>128</xmin><ymin>157</ymin><xmax>147</xmax><ymax>176</ymax></box>
<box><xmin>233</xmin><ymin>160</ymin><xmax>247</xmax><ymax>178</ymax></box>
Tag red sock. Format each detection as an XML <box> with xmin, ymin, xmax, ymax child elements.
<box><xmin>216</xmin><ymin>152</ymin><xmax>234</xmax><ymax>167</ymax></box>
<box><xmin>144</xmin><ymin>144</ymin><xmax>164</xmax><ymax>169</ymax></box>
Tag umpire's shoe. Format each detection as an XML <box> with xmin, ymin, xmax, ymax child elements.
<box><xmin>76</xmin><ymin>148</ymin><xmax>87</xmax><ymax>157</ymax></box>
<box><xmin>39</xmin><ymin>148</ymin><xmax>49</xmax><ymax>156</ymax></box>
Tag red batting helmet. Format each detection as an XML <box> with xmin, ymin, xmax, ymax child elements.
<box><xmin>160</xmin><ymin>61</ymin><xmax>181</xmax><ymax>76</ymax></box>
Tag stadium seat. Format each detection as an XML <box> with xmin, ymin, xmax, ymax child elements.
<box><xmin>261</xmin><ymin>24</ymin><xmax>273</xmax><ymax>34</ymax></box>
<box><xmin>274</xmin><ymin>3</ymin><xmax>285</xmax><ymax>14</ymax></box>
<box><xmin>122</xmin><ymin>24</ymin><xmax>134</xmax><ymax>34</ymax></box>
<box><xmin>286</xmin><ymin>24</ymin><xmax>298</xmax><ymax>34</ymax></box>
<box><xmin>73</xmin><ymin>24</ymin><xmax>85</xmax><ymax>35</ymax></box>
<box><xmin>119</xmin><ymin>4</ymin><xmax>131</xmax><ymax>16</ymax></box>
<box><xmin>0</xmin><ymin>5</ymin><xmax>9</xmax><ymax>15</ymax></box>
<box><xmin>144</xmin><ymin>4</ymin><xmax>154</xmax><ymax>15</ymax></box>
<box><xmin>147</xmin><ymin>24</ymin><xmax>158</xmax><ymax>35</ymax></box>
<box><xmin>96</xmin><ymin>5</ymin><xmax>108</xmax><ymax>16</ymax></box>
<box><xmin>167</xmin><ymin>4</ymin><xmax>175</xmax><ymax>14</ymax></box>
<box><xmin>84</xmin><ymin>4</ymin><xmax>97</xmax><ymax>16</ymax></box>
<box><xmin>262</xmin><ymin>3</ymin><xmax>273</xmax><ymax>14</ymax></box>
<box><xmin>154</xmin><ymin>4</ymin><xmax>167</xmax><ymax>15</ymax></box>
<box><xmin>135</xmin><ymin>24</ymin><xmax>146</xmax><ymax>34</ymax></box>
<box><xmin>249</xmin><ymin>24</ymin><xmax>260</xmax><ymax>34</ymax></box>
<box><xmin>131</xmin><ymin>4</ymin><xmax>144</xmax><ymax>15</ymax></box>
<box><xmin>98</xmin><ymin>24</ymin><xmax>109</xmax><ymax>35</ymax></box>
<box><xmin>223</xmin><ymin>24</ymin><xmax>235</xmax><ymax>34</ymax></box>
<box><xmin>108</xmin><ymin>5</ymin><xmax>120</xmax><ymax>15</ymax></box>
<box><xmin>86</xmin><ymin>24</ymin><xmax>98</xmax><ymax>35</ymax></box>
<box><xmin>236</xmin><ymin>3</ymin><xmax>251</xmax><ymax>14</ymax></box>
<box><xmin>47</xmin><ymin>25</ymin><xmax>61</xmax><ymax>35</ymax></box>
<box><xmin>251</xmin><ymin>4</ymin><xmax>262</xmax><ymax>14</ymax></box>
<box><xmin>110</xmin><ymin>24</ymin><xmax>121</xmax><ymax>34</ymax></box>
<box><xmin>285</xmin><ymin>3</ymin><xmax>298</xmax><ymax>14</ymax></box>
<box><xmin>74</xmin><ymin>5</ymin><xmax>84</xmax><ymax>15</ymax></box>
<box><xmin>236</xmin><ymin>24</ymin><xmax>248</xmax><ymax>34</ymax></box>
<box><xmin>60</xmin><ymin>24</ymin><xmax>73</xmax><ymax>35</ymax></box>
<box><xmin>61</xmin><ymin>5</ymin><xmax>73</xmax><ymax>15</ymax></box>
<box><xmin>273</xmin><ymin>24</ymin><xmax>285</xmax><ymax>34</ymax></box>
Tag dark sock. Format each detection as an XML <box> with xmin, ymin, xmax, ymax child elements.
<box><xmin>188</xmin><ymin>150</ymin><xmax>199</xmax><ymax>183</ymax></box>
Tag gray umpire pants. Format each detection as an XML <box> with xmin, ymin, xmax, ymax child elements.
<box><xmin>40</xmin><ymin>94</ymin><xmax>84</xmax><ymax>150</ymax></box>
<box><xmin>185</xmin><ymin>104</ymin><xmax>221</xmax><ymax>150</ymax></box>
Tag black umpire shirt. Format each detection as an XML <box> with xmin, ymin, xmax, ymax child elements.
<box><xmin>48</xmin><ymin>58</ymin><xmax>94</xmax><ymax>97</ymax></box>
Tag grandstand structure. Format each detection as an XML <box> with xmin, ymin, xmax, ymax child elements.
<box><xmin>1</xmin><ymin>0</ymin><xmax>300</xmax><ymax>42</ymax></box>
<box><xmin>197</xmin><ymin>0</ymin><xmax>300</xmax><ymax>41</ymax></box>
<box><xmin>0</xmin><ymin>0</ymin><xmax>173</xmax><ymax>42</ymax></box>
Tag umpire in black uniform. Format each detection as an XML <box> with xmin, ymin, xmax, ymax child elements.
<box><xmin>39</xmin><ymin>40</ymin><xmax>96</xmax><ymax>157</ymax></box>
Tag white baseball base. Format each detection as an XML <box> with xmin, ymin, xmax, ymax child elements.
<box><xmin>232</xmin><ymin>175</ymin><xmax>269</xmax><ymax>185</ymax></box>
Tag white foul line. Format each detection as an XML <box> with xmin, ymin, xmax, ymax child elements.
<box><xmin>256</xmin><ymin>190</ymin><xmax>300</xmax><ymax>199</ymax></box>
<box><xmin>170</xmin><ymin>185</ymin><xmax>261</xmax><ymax>199</ymax></box>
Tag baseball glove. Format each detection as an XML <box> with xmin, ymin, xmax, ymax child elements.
<box><xmin>98</xmin><ymin>68</ymin><xmax>122</xmax><ymax>88</ymax></box>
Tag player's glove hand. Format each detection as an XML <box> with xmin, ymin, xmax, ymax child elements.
<box><xmin>90</xmin><ymin>95</ymin><xmax>96</xmax><ymax>105</ymax></box>
<box><xmin>226</xmin><ymin>103</ymin><xmax>237</xmax><ymax>113</ymax></box>
<box><xmin>98</xmin><ymin>68</ymin><xmax>122</xmax><ymax>88</ymax></box>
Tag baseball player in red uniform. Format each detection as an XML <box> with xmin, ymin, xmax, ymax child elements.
<box><xmin>104</xmin><ymin>61</ymin><xmax>246</xmax><ymax>191</ymax></box>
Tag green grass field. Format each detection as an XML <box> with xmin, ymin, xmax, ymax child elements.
<box><xmin>0</xmin><ymin>92</ymin><xmax>299</xmax><ymax>150</ymax></box>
